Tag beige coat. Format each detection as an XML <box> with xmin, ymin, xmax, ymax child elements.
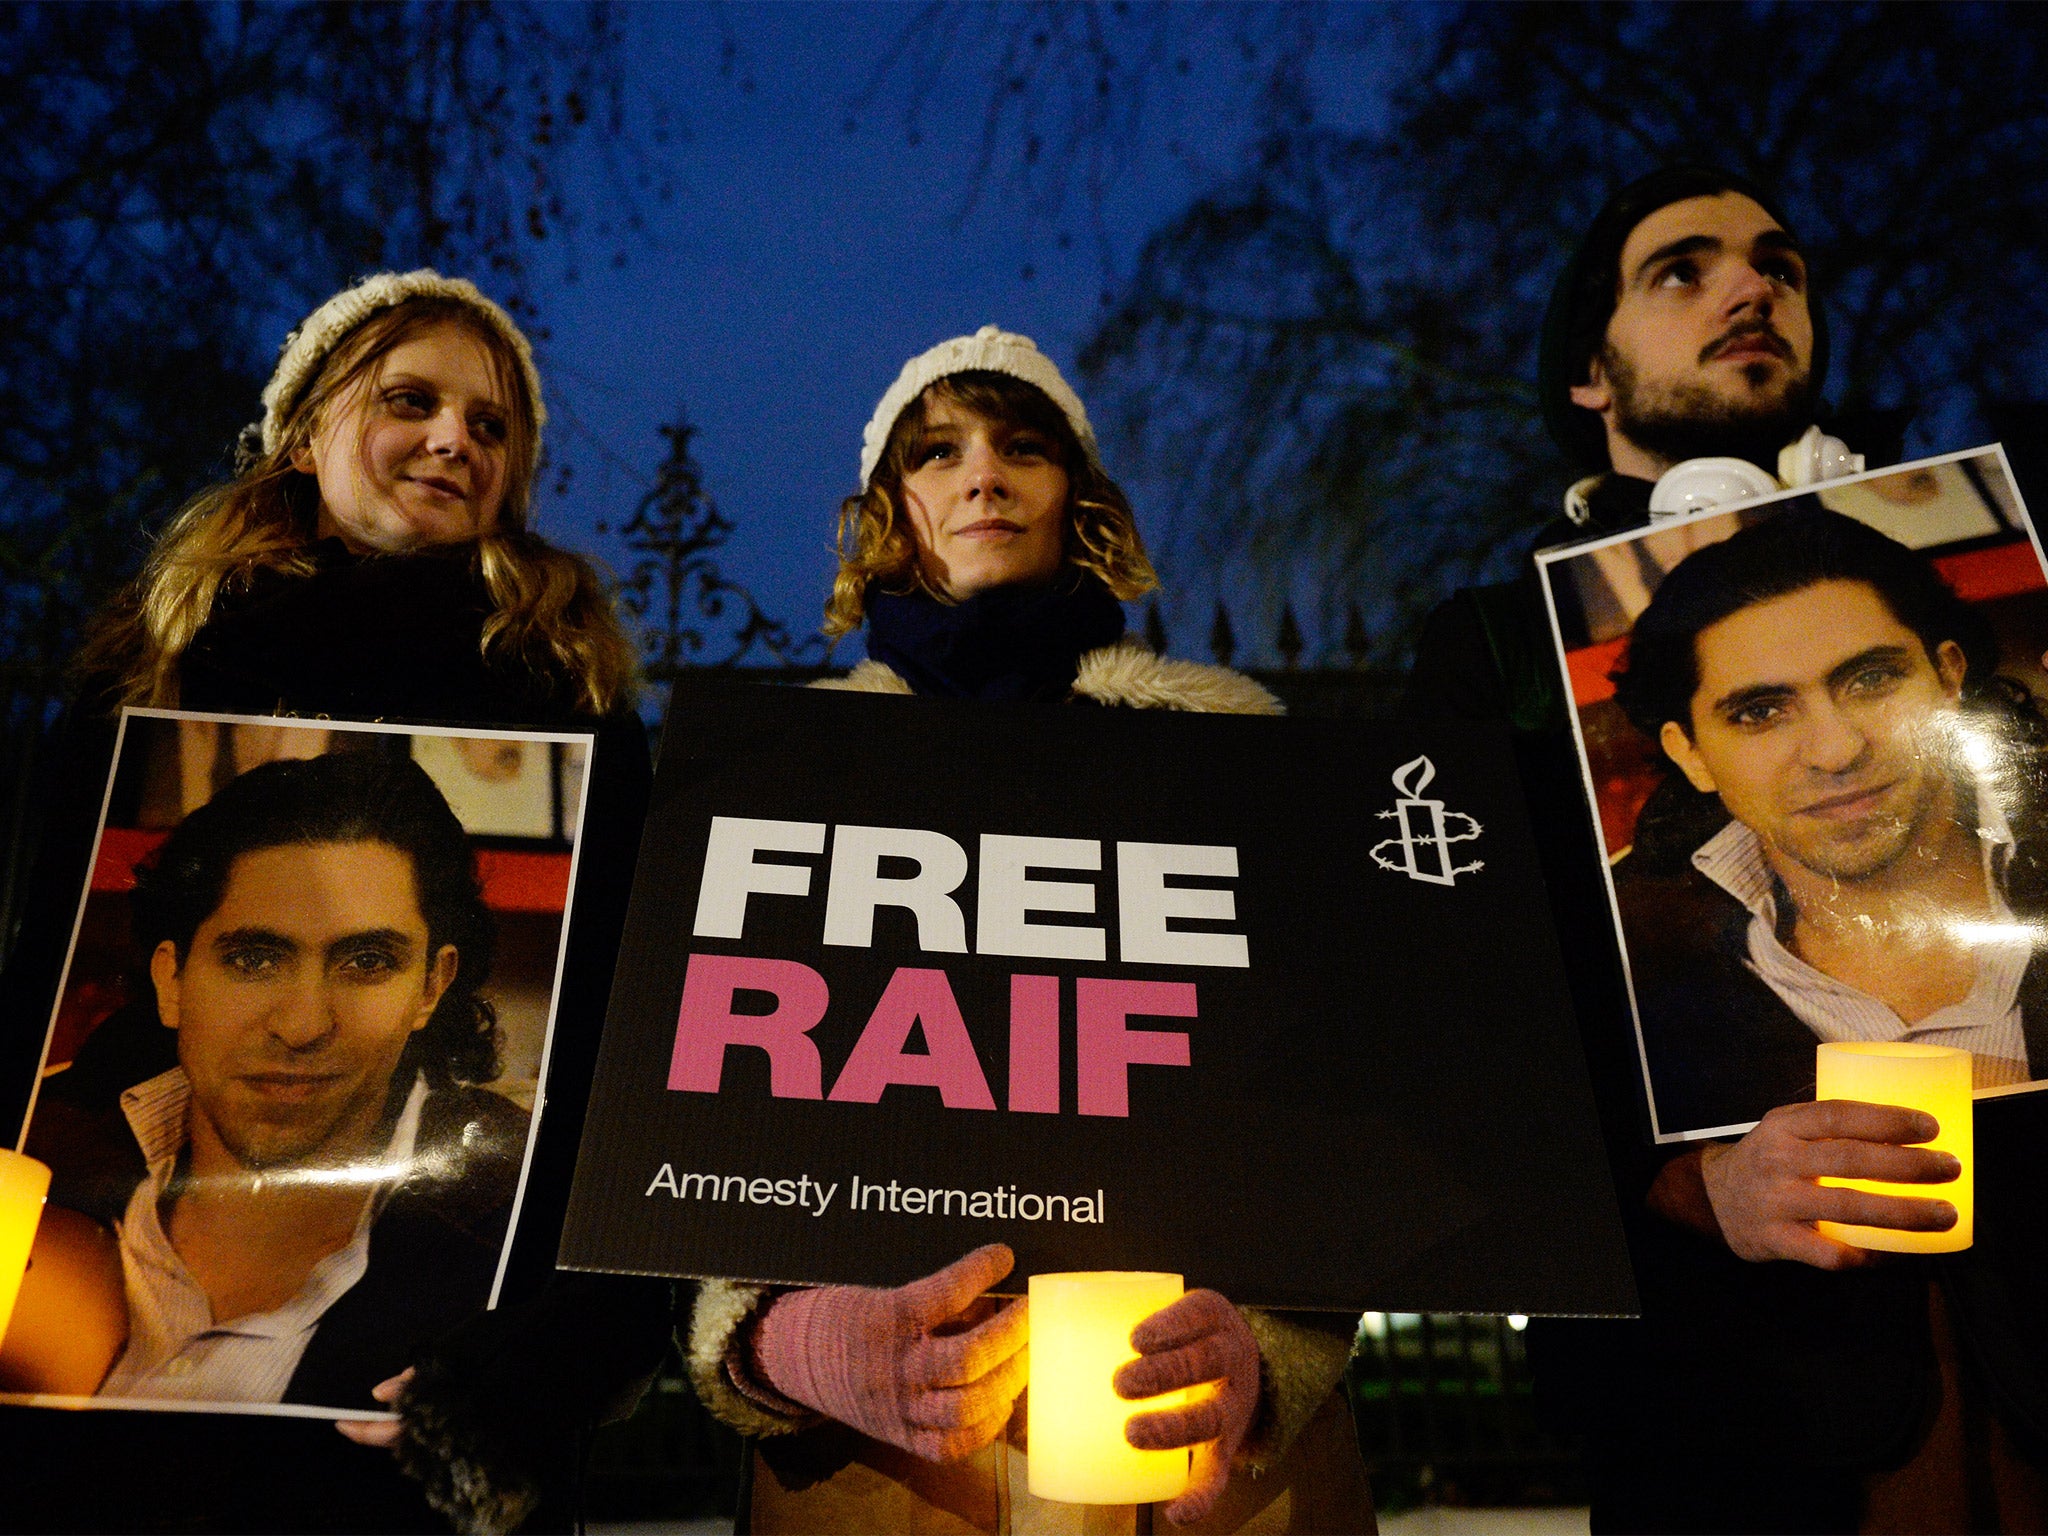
<box><xmin>687</xmin><ymin>643</ymin><xmax>1373</xmax><ymax>1534</ymax></box>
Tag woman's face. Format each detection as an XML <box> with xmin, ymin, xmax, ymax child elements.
<box><xmin>295</xmin><ymin>321</ymin><xmax>512</xmax><ymax>553</ymax></box>
<box><xmin>900</xmin><ymin>397</ymin><xmax>1070</xmax><ymax>599</ymax></box>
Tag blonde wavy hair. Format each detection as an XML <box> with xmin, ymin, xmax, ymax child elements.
<box><xmin>78</xmin><ymin>296</ymin><xmax>637</xmax><ymax>714</ymax></box>
<box><xmin>824</xmin><ymin>370</ymin><xmax>1158</xmax><ymax>637</ymax></box>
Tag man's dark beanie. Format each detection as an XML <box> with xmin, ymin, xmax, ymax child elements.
<box><xmin>1538</xmin><ymin>164</ymin><xmax>1828</xmax><ymax>473</ymax></box>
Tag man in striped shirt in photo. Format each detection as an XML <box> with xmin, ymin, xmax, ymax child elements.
<box><xmin>1610</xmin><ymin>507</ymin><xmax>2041</xmax><ymax>1186</ymax></box>
<box><xmin>31</xmin><ymin>753</ymin><xmax>528</xmax><ymax>1411</ymax></box>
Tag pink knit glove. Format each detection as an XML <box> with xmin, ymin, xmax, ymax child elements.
<box><xmin>750</xmin><ymin>1243</ymin><xmax>1028</xmax><ymax>1463</ymax></box>
<box><xmin>1115</xmin><ymin>1289</ymin><xmax>1261</xmax><ymax>1526</ymax></box>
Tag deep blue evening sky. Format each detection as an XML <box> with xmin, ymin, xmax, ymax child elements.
<box><xmin>525</xmin><ymin>4</ymin><xmax>1391</xmax><ymax>662</ymax></box>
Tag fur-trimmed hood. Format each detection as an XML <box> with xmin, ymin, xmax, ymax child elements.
<box><xmin>814</xmin><ymin>640</ymin><xmax>1283</xmax><ymax>716</ymax></box>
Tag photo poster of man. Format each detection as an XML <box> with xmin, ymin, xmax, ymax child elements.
<box><xmin>0</xmin><ymin>708</ymin><xmax>595</xmax><ymax>1420</ymax></box>
<box><xmin>560</xmin><ymin>672</ymin><xmax>1639</xmax><ymax>1318</ymax></box>
<box><xmin>1536</xmin><ymin>446</ymin><xmax>2048</xmax><ymax>1143</ymax></box>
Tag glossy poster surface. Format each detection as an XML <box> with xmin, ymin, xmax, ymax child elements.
<box><xmin>1</xmin><ymin>710</ymin><xmax>594</xmax><ymax>1419</ymax></box>
<box><xmin>1538</xmin><ymin>447</ymin><xmax>2048</xmax><ymax>1142</ymax></box>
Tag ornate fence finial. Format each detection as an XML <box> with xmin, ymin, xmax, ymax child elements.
<box><xmin>1344</xmin><ymin>603</ymin><xmax>1369</xmax><ymax>668</ymax></box>
<box><xmin>1277</xmin><ymin>604</ymin><xmax>1303</xmax><ymax>671</ymax></box>
<box><xmin>1209</xmin><ymin>602</ymin><xmax>1236</xmax><ymax>668</ymax></box>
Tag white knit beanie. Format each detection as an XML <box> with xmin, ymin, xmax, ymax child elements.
<box><xmin>251</xmin><ymin>270</ymin><xmax>545</xmax><ymax>472</ymax></box>
<box><xmin>859</xmin><ymin>324</ymin><xmax>1099</xmax><ymax>489</ymax></box>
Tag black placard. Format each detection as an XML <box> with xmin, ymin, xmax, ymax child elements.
<box><xmin>560</xmin><ymin>675</ymin><xmax>1635</xmax><ymax>1315</ymax></box>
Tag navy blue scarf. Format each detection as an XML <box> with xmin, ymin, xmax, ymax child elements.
<box><xmin>864</xmin><ymin>577</ymin><xmax>1127</xmax><ymax>702</ymax></box>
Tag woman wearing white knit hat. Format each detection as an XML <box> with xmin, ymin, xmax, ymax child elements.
<box><xmin>4</xmin><ymin>272</ymin><xmax>668</xmax><ymax>1534</ymax></box>
<box><xmin>684</xmin><ymin>327</ymin><xmax>1374</xmax><ymax>1534</ymax></box>
<box><xmin>80</xmin><ymin>268</ymin><xmax>634</xmax><ymax>715</ymax></box>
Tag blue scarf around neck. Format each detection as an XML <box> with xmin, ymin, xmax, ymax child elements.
<box><xmin>864</xmin><ymin>577</ymin><xmax>1127</xmax><ymax>702</ymax></box>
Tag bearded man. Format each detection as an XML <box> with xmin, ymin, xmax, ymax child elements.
<box><xmin>1406</xmin><ymin>166</ymin><xmax>2048</xmax><ymax>1532</ymax></box>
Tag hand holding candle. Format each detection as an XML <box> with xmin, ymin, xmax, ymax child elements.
<box><xmin>1699</xmin><ymin>1096</ymin><xmax>1963</xmax><ymax>1268</ymax></box>
<box><xmin>749</xmin><ymin>1243</ymin><xmax>1027</xmax><ymax>1463</ymax></box>
<box><xmin>1028</xmin><ymin>1272</ymin><xmax>1190</xmax><ymax>1506</ymax></box>
<box><xmin>1815</xmin><ymin>1042</ymin><xmax>1972</xmax><ymax>1254</ymax></box>
<box><xmin>1117</xmin><ymin>1290</ymin><xmax>1261</xmax><ymax>1526</ymax></box>
<box><xmin>0</xmin><ymin>1149</ymin><xmax>52</xmax><ymax>1347</ymax></box>
<box><xmin>0</xmin><ymin>1203</ymin><xmax>127</xmax><ymax>1395</ymax></box>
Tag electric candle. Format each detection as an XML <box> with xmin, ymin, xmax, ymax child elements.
<box><xmin>1815</xmin><ymin>1042</ymin><xmax>1972</xmax><ymax>1254</ymax></box>
<box><xmin>0</xmin><ymin>1148</ymin><xmax>52</xmax><ymax>1346</ymax></box>
<box><xmin>1028</xmin><ymin>1271</ymin><xmax>1191</xmax><ymax>1506</ymax></box>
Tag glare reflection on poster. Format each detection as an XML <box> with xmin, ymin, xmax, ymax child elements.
<box><xmin>0</xmin><ymin>710</ymin><xmax>593</xmax><ymax>1419</ymax></box>
<box><xmin>1539</xmin><ymin>447</ymin><xmax>2048</xmax><ymax>1142</ymax></box>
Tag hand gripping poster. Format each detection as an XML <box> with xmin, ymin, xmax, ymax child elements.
<box><xmin>560</xmin><ymin>674</ymin><xmax>1638</xmax><ymax>1316</ymax></box>
<box><xmin>0</xmin><ymin>710</ymin><xmax>594</xmax><ymax>1419</ymax></box>
<box><xmin>1537</xmin><ymin>446</ymin><xmax>2048</xmax><ymax>1142</ymax></box>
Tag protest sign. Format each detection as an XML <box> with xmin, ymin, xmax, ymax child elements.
<box><xmin>1537</xmin><ymin>446</ymin><xmax>2048</xmax><ymax>1142</ymax></box>
<box><xmin>0</xmin><ymin>710</ymin><xmax>594</xmax><ymax>1418</ymax></box>
<box><xmin>560</xmin><ymin>675</ymin><xmax>1635</xmax><ymax>1315</ymax></box>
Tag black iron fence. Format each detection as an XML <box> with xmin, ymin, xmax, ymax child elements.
<box><xmin>0</xmin><ymin>706</ymin><xmax>48</xmax><ymax>967</ymax></box>
<box><xmin>1348</xmin><ymin>1311</ymin><xmax>1584</xmax><ymax>1513</ymax></box>
<box><xmin>584</xmin><ymin>1354</ymin><xmax>747</xmax><ymax>1524</ymax></box>
<box><xmin>578</xmin><ymin>1310</ymin><xmax>1585</xmax><ymax>1524</ymax></box>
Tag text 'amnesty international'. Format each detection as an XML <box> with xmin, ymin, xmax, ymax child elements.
<box><xmin>643</xmin><ymin>1166</ymin><xmax>1106</xmax><ymax>1223</ymax></box>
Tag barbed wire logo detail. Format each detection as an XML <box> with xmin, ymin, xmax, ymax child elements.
<box><xmin>1370</xmin><ymin>756</ymin><xmax>1484</xmax><ymax>886</ymax></box>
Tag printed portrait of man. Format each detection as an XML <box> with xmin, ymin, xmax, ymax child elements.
<box><xmin>19</xmin><ymin>751</ymin><xmax>530</xmax><ymax>1409</ymax></box>
<box><xmin>1607</xmin><ymin>505</ymin><xmax>2048</xmax><ymax>1135</ymax></box>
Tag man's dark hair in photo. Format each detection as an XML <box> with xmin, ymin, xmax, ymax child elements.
<box><xmin>132</xmin><ymin>751</ymin><xmax>500</xmax><ymax>1087</ymax></box>
<box><xmin>1611</xmin><ymin>505</ymin><xmax>2048</xmax><ymax>877</ymax></box>
<box><xmin>1612</xmin><ymin>506</ymin><xmax>2001</xmax><ymax>737</ymax></box>
<box><xmin>1538</xmin><ymin>163</ymin><xmax>1827</xmax><ymax>474</ymax></box>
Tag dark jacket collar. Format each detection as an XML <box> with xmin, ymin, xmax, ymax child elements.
<box><xmin>863</xmin><ymin>576</ymin><xmax>1127</xmax><ymax>703</ymax></box>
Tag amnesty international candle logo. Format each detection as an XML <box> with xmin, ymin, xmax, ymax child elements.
<box><xmin>1371</xmin><ymin>756</ymin><xmax>1484</xmax><ymax>887</ymax></box>
<box><xmin>557</xmin><ymin>675</ymin><xmax>1636</xmax><ymax>1315</ymax></box>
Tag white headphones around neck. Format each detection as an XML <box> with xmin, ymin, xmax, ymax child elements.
<box><xmin>1563</xmin><ymin>426</ymin><xmax>1865</xmax><ymax>525</ymax></box>
<box><xmin>1644</xmin><ymin>457</ymin><xmax>1780</xmax><ymax>518</ymax></box>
